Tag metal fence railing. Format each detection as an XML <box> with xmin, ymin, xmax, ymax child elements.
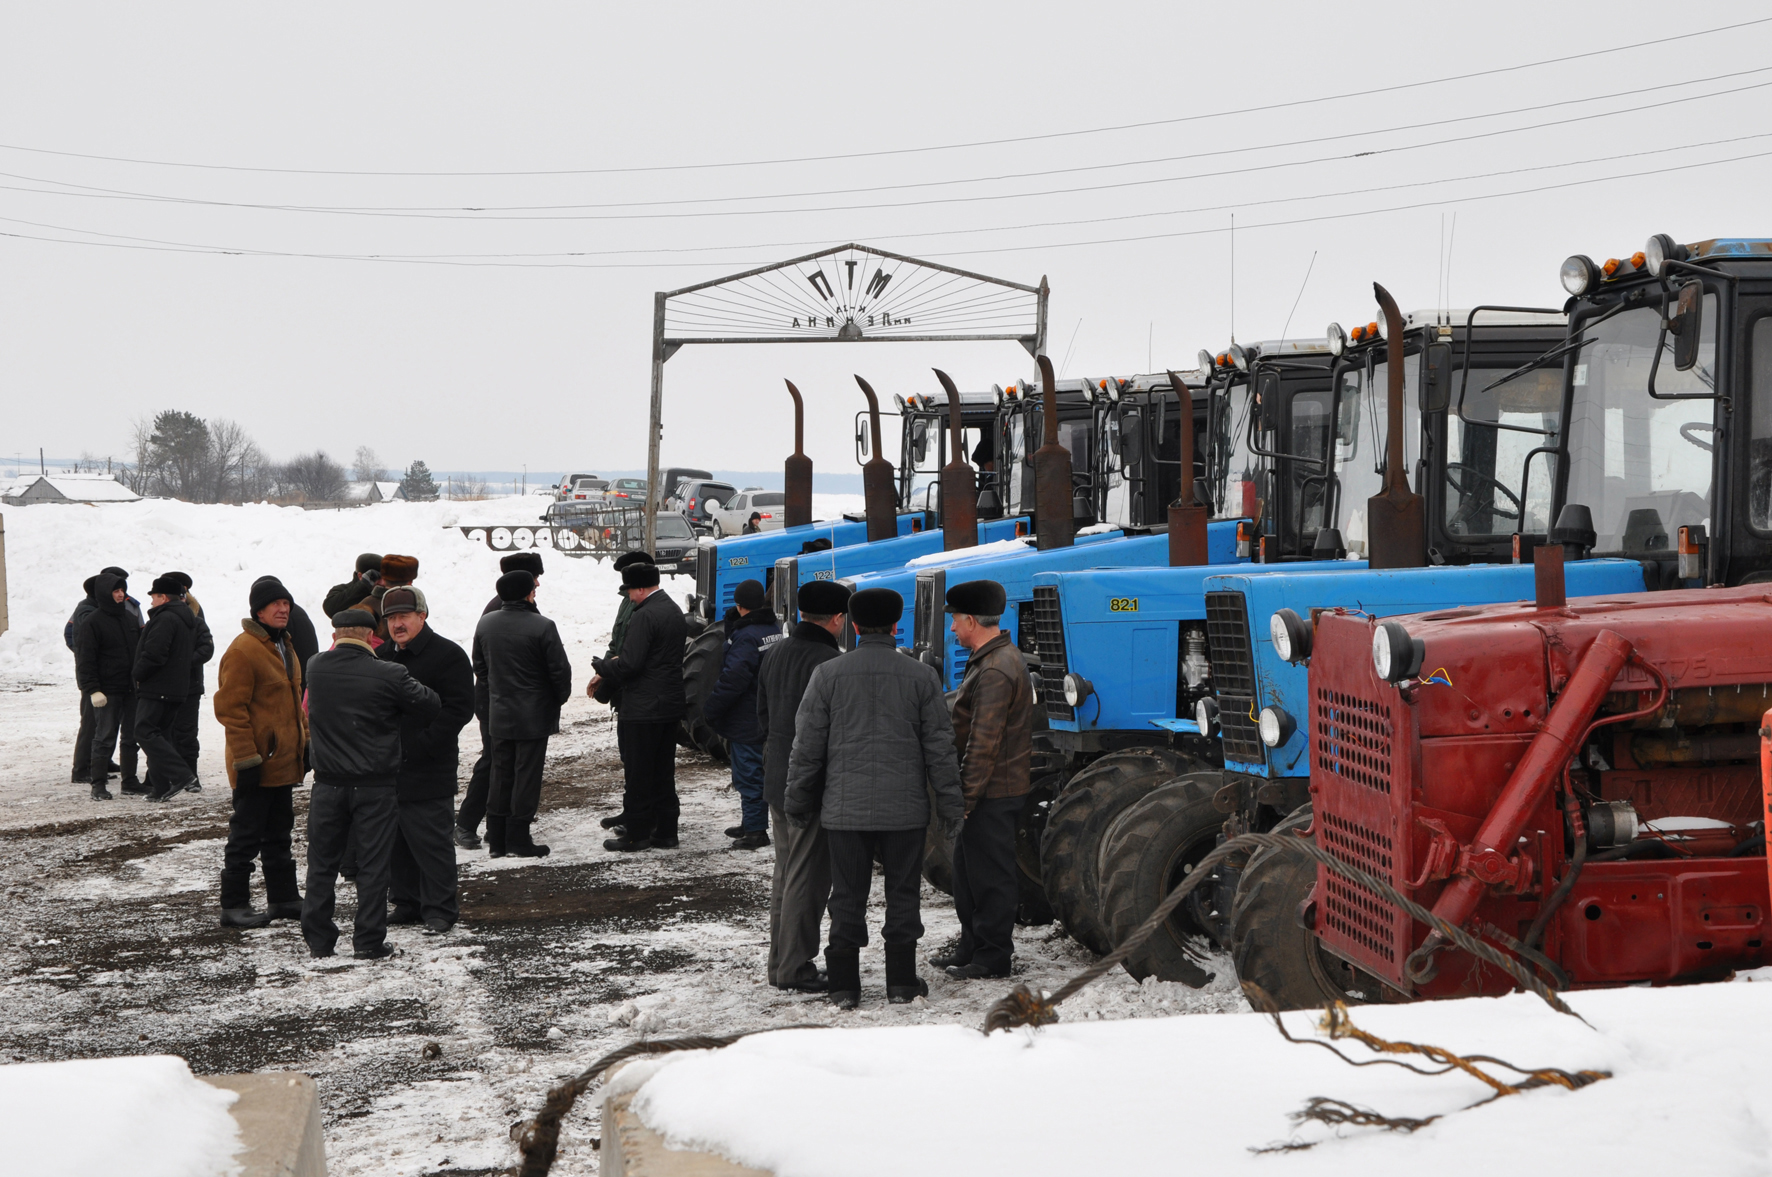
<box><xmin>459</xmin><ymin>504</ymin><xmax>650</xmax><ymax>560</ymax></box>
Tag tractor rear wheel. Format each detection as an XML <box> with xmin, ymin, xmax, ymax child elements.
<box><xmin>1095</xmin><ymin>772</ymin><xmax>1225</xmax><ymax>985</ymax></box>
<box><xmin>1039</xmin><ymin>748</ymin><xmax>1197</xmax><ymax>955</ymax></box>
<box><xmin>1228</xmin><ymin>806</ymin><xmax>1379</xmax><ymax>1011</ymax></box>
<box><xmin>678</xmin><ymin>626</ymin><xmax>730</xmax><ymax>763</ymax></box>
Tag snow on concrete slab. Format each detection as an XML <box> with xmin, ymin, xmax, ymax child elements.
<box><xmin>628</xmin><ymin>982</ymin><xmax>1772</xmax><ymax>1177</ymax></box>
<box><xmin>0</xmin><ymin>1054</ymin><xmax>243</xmax><ymax>1176</ymax></box>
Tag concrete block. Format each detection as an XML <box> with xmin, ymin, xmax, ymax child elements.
<box><xmin>202</xmin><ymin>1072</ymin><xmax>327</xmax><ymax>1177</ymax></box>
<box><xmin>602</xmin><ymin>1076</ymin><xmax>768</xmax><ymax>1177</ymax></box>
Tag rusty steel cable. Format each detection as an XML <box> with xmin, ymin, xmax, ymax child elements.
<box><xmin>982</xmin><ymin>829</ymin><xmax>1582</xmax><ymax>1036</ymax></box>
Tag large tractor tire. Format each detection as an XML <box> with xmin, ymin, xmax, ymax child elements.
<box><xmin>1039</xmin><ymin>748</ymin><xmax>1198</xmax><ymax>955</ymax></box>
<box><xmin>678</xmin><ymin>627</ymin><xmax>730</xmax><ymax>763</ymax></box>
<box><xmin>922</xmin><ymin>767</ymin><xmax>1062</xmax><ymax>926</ymax></box>
<box><xmin>1096</xmin><ymin>772</ymin><xmax>1226</xmax><ymax>985</ymax></box>
<box><xmin>1228</xmin><ymin>806</ymin><xmax>1381</xmax><ymax>1011</ymax></box>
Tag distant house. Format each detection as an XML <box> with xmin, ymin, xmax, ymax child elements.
<box><xmin>1</xmin><ymin>473</ymin><xmax>142</xmax><ymax>506</ymax></box>
<box><xmin>338</xmin><ymin>481</ymin><xmax>409</xmax><ymax>504</ymax></box>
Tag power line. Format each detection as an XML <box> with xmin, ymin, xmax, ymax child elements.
<box><xmin>4</xmin><ymin>144</ymin><xmax>1769</xmax><ymax>270</ymax></box>
<box><xmin>6</xmin><ymin>66</ymin><xmax>1765</xmax><ymax>222</ymax></box>
<box><xmin>0</xmin><ymin>17</ymin><xmax>1765</xmax><ymax>178</ymax></box>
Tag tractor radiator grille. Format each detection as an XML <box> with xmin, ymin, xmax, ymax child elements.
<box><xmin>695</xmin><ymin>545</ymin><xmax>716</xmax><ymax>609</ymax></box>
<box><xmin>1317</xmin><ymin>809</ymin><xmax>1397</xmax><ymax>965</ymax></box>
<box><xmin>1315</xmin><ymin>688</ymin><xmax>1393</xmax><ymax>794</ymax></box>
<box><xmin>1030</xmin><ymin>586</ymin><xmax>1072</xmax><ymax>720</ymax></box>
<box><xmin>1203</xmin><ymin>591</ymin><xmax>1264</xmax><ymax>764</ymax></box>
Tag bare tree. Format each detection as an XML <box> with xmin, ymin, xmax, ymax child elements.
<box><xmin>204</xmin><ymin>419</ymin><xmax>256</xmax><ymax>503</ymax></box>
<box><xmin>280</xmin><ymin>451</ymin><xmax>347</xmax><ymax>503</ymax></box>
<box><xmin>352</xmin><ymin>446</ymin><xmax>386</xmax><ymax>484</ymax></box>
<box><xmin>123</xmin><ymin>417</ymin><xmax>156</xmax><ymax>494</ymax></box>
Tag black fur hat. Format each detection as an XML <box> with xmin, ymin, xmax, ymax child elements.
<box><xmin>622</xmin><ymin>563</ymin><xmax>661</xmax><ymax>589</ymax></box>
<box><xmin>945</xmin><ymin>579</ymin><xmax>1006</xmax><ymax>616</ymax></box>
<box><xmin>848</xmin><ymin>587</ymin><xmax>903</xmax><ymax>629</ymax></box>
<box><xmin>496</xmin><ymin>570</ymin><xmax>537</xmax><ymax>601</ymax></box>
<box><xmin>500</xmin><ymin>551</ymin><xmax>544</xmax><ymax>576</ymax></box>
<box><xmin>613</xmin><ymin>550</ymin><xmax>655</xmax><ymax>571</ymax></box>
<box><xmin>734</xmin><ymin>579</ymin><xmax>767</xmax><ymax>610</ymax></box>
<box><xmin>330</xmin><ymin>608</ymin><xmax>376</xmax><ymax>630</ymax></box>
<box><xmin>797</xmin><ymin>580</ymin><xmax>851</xmax><ymax>616</ymax></box>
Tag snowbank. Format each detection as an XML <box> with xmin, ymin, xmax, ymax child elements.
<box><xmin>903</xmin><ymin>537</ymin><xmax>1031</xmax><ymax>568</ymax></box>
<box><xmin>0</xmin><ymin>1055</ymin><xmax>242</xmax><ymax>1176</ymax></box>
<box><xmin>628</xmin><ymin>981</ymin><xmax>1772</xmax><ymax>1177</ymax></box>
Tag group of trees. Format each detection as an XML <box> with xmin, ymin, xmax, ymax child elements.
<box><xmin>114</xmin><ymin>410</ymin><xmax>443</xmax><ymax>504</ymax></box>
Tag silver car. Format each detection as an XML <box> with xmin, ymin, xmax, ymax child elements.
<box><xmin>707</xmin><ymin>489</ymin><xmax>787</xmax><ymax>537</ymax></box>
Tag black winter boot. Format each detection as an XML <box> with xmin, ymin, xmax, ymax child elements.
<box><xmin>264</xmin><ymin>863</ymin><xmax>301</xmax><ymax>921</ymax></box>
<box><xmin>90</xmin><ymin>779</ymin><xmax>114</xmax><ymax>801</ymax></box>
<box><xmin>825</xmin><ymin>946</ymin><xmax>861</xmax><ymax>1010</ymax></box>
<box><xmin>220</xmin><ymin>907</ymin><xmax>273</xmax><ymax>929</ymax></box>
<box><xmin>885</xmin><ymin>942</ymin><xmax>928</xmax><ymax>1004</ymax></box>
<box><xmin>485</xmin><ymin>816</ymin><xmax>509</xmax><ymax>858</ymax></box>
<box><xmin>119</xmin><ymin>777</ymin><xmax>149</xmax><ymax>796</ymax></box>
<box><xmin>506</xmin><ymin>819</ymin><xmax>551</xmax><ymax>858</ymax></box>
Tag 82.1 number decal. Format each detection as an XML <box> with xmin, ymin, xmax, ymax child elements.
<box><xmin>1108</xmin><ymin>597</ymin><xmax>1139</xmax><ymax>612</ymax></box>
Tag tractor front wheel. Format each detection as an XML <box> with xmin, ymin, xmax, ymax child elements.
<box><xmin>1095</xmin><ymin>772</ymin><xmax>1225</xmax><ymax>986</ymax></box>
<box><xmin>1228</xmin><ymin>806</ymin><xmax>1381</xmax><ymax>1011</ymax></box>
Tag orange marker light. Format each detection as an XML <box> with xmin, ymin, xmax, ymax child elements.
<box><xmin>1602</xmin><ymin>258</ymin><xmax>1621</xmax><ymax>276</ymax></box>
<box><xmin>1630</xmin><ymin>251</ymin><xmax>1646</xmax><ymax>269</ymax></box>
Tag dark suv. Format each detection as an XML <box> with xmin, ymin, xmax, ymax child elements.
<box><xmin>672</xmin><ymin>479</ymin><xmax>739</xmax><ymax>533</ymax></box>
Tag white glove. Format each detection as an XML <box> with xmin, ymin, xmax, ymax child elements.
<box><xmin>90</xmin><ymin>692</ymin><xmax>109</xmax><ymax>708</ymax></box>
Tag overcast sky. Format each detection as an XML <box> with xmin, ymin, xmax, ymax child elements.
<box><xmin>4</xmin><ymin>1</ymin><xmax>1771</xmax><ymax>481</ymax></box>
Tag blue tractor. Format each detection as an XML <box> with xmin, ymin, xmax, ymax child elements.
<box><xmin>1031</xmin><ymin>288</ymin><xmax>1589</xmax><ymax>968</ymax></box>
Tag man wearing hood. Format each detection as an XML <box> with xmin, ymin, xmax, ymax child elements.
<box><xmin>156</xmin><ymin>572</ymin><xmax>214</xmax><ymax>795</ymax></box>
<box><xmin>134</xmin><ymin>574</ymin><xmax>201</xmax><ymax>802</ymax></box>
<box><xmin>75</xmin><ymin>573</ymin><xmax>143</xmax><ymax>800</ymax></box>
<box><xmin>323</xmin><ymin>553</ymin><xmax>381</xmax><ymax>617</ymax></box>
<box><xmin>701</xmin><ymin>579</ymin><xmax>783</xmax><ymax>851</ymax></box>
<box><xmin>212</xmin><ymin>576</ymin><xmax>309</xmax><ymax>928</ymax></box>
<box><xmin>66</xmin><ymin>565</ymin><xmax>141</xmax><ymax>785</ymax></box>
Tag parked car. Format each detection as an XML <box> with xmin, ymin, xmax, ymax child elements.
<box><xmin>607</xmin><ymin>477</ymin><xmax>647</xmax><ymax>503</ymax></box>
<box><xmin>647</xmin><ymin>513</ymin><xmax>698</xmax><ymax>576</ymax></box>
<box><xmin>556</xmin><ymin>472</ymin><xmax>599</xmax><ymax>499</ymax></box>
<box><xmin>659</xmin><ymin>467</ymin><xmax>713</xmax><ymax>507</ymax></box>
<box><xmin>672</xmin><ymin>479</ymin><xmax>739</xmax><ymax>533</ymax></box>
<box><xmin>566</xmin><ymin>476</ymin><xmax>608</xmax><ymax>501</ymax></box>
<box><xmin>708</xmin><ymin>488</ymin><xmax>787</xmax><ymax>537</ymax></box>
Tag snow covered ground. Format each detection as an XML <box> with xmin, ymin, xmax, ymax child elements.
<box><xmin>0</xmin><ymin>497</ymin><xmax>1217</xmax><ymax>1177</ymax></box>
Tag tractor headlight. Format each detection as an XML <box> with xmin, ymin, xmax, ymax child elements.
<box><xmin>1228</xmin><ymin>343</ymin><xmax>1250</xmax><ymax>372</ymax></box>
<box><xmin>1270</xmin><ymin>608</ymin><xmax>1312</xmax><ymax>664</ymax></box>
<box><xmin>1258</xmin><ymin>706</ymin><xmax>1294</xmax><ymax>748</ymax></box>
<box><xmin>1063</xmin><ymin>673</ymin><xmax>1093</xmax><ymax>708</ymax></box>
<box><xmin>1197</xmin><ymin>349</ymin><xmax>1216</xmax><ymax>374</ymax></box>
<box><xmin>1372</xmin><ymin>620</ymin><xmax>1425</xmax><ymax>683</ymax></box>
<box><xmin>1326</xmin><ymin>322</ymin><xmax>1347</xmax><ymax>357</ymax></box>
<box><xmin>1560</xmin><ymin>255</ymin><xmax>1599</xmax><ymax>296</ymax></box>
<box><xmin>1644</xmin><ymin>233</ymin><xmax>1685</xmax><ymax>278</ymax></box>
<box><xmin>1194</xmin><ymin>697</ymin><xmax>1219</xmax><ymax>735</ymax></box>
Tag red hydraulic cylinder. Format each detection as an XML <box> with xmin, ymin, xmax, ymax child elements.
<box><xmin>1762</xmin><ymin>709</ymin><xmax>1772</xmax><ymax>912</ymax></box>
<box><xmin>1412</xmin><ymin>628</ymin><xmax>1633</xmax><ymax>973</ymax></box>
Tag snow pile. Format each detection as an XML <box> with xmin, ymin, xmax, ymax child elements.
<box><xmin>903</xmin><ymin>537</ymin><xmax>1032</xmax><ymax>568</ymax></box>
<box><xmin>0</xmin><ymin>1055</ymin><xmax>242</xmax><ymax>1176</ymax></box>
<box><xmin>628</xmin><ymin>982</ymin><xmax>1772</xmax><ymax>1176</ymax></box>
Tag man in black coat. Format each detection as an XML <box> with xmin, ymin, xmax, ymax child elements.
<box><xmin>756</xmin><ymin>578</ymin><xmax>848</xmax><ymax>991</ymax></box>
<box><xmin>590</xmin><ymin>561</ymin><xmax>687</xmax><ymax>852</ymax></box>
<box><xmin>75</xmin><ymin>573</ymin><xmax>143</xmax><ymax>800</ymax></box>
<box><xmin>322</xmin><ymin>553</ymin><xmax>381</xmax><ymax>617</ymax></box>
<box><xmin>134</xmin><ymin>575</ymin><xmax>201</xmax><ymax>802</ymax></box>
<box><xmin>67</xmin><ymin>566</ymin><xmax>141</xmax><ymax>786</ymax></box>
<box><xmin>156</xmin><ymin>572</ymin><xmax>214</xmax><ymax>796</ymax></box>
<box><xmin>457</xmin><ymin>551</ymin><xmax>545</xmax><ymax>849</ymax></box>
<box><xmin>379</xmin><ymin>588</ymin><xmax>475</xmax><ymax>934</ymax></box>
<box><xmin>472</xmin><ymin>570</ymin><xmax>573</xmax><ymax>858</ymax></box>
<box><xmin>702</xmin><ymin>578</ymin><xmax>784</xmax><ymax>851</ymax></box>
<box><xmin>303</xmin><ymin>608</ymin><xmax>442</xmax><ymax>959</ymax></box>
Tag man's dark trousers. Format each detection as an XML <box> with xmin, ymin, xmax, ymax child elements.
<box><xmin>173</xmin><ymin>694</ymin><xmax>203</xmax><ymax>784</ymax></box>
<box><xmin>135</xmin><ymin>696</ymin><xmax>192</xmax><ymax>791</ymax></box>
<box><xmin>222</xmin><ymin>784</ymin><xmax>298</xmax><ymax>910</ymax></box>
<box><xmin>72</xmin><ymin>692</ymin><xmax>96</xmax><ymax>781</ymax></box>
<box><xmin>89</xmin><ymin>692</ymin><xmax>138</xmax><ymax>787</ymax></box>
<box><xmin>617</xmin><ymin>719</ymin><xmax>679</xmax><ymax>839</ymax></box>
<box><xmin>390</xmin><ymin>797</ymin><xmax>459</xmax><ymax>927</ymax></box>
<box><xmin>302</xmin><ymin>783</ymin><xmax>399</xmax><ymax>955</ymax></box>
<box><xmin>729</xmin><ymin>741</ymin><xmax>767</xmax><ymax>831</ymax></box>
<box><xmin>456</xmin><ymin>718</ymin><xmax>492</xmax><ymax>834</ymax></box>
<box><xmin>488</xmin><ymin>738</ymin><xmax>547</xmax><ymax>821</ymax></box>
<box><xmin>826</xmin><ymin>828</ymin><xmax>925</xmax><ymax>951</ymax></box>
<box><xmin>952</xmin><ymin>795</ymin><xmax>1021</xmax><ymax>973</ymax></box>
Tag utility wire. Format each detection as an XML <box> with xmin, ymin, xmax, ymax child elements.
<box><xmin>0</xmin><ymin>17</ymin><xmax>1764</xmax><ymax>178</ymax></box>
<box><xmin>5</xmin><ymin>68</ymin><xmax>1768</xmax><ymax>222</ymax></box>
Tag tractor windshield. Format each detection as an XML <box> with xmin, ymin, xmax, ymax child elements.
<box><xmin>1444</xmin><ymin>366</ymin><xmax>1562</xmax><ymax>537</ymax></box>
<box><xmin>1562</xmin><ymin>299</ymin><xmax>1717</xmax><ymax>553</ymax></box>
<box><xmin>1334</xmin><ymin>358</ymin><xmax>1419</xmax><ymax>557</ymax></box>
<box><xmin>1208</xmin><ymin>378</ymin><xmax>1260</xmax><ymax>521</ymax></box>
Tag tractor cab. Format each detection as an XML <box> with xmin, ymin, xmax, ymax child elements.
<box><xmin>1550</xmin><ymin>235</ymin><xmax>1772</xmax><ymax>586</ymax></box>
<box><xmin>1208</xmin><ymin>339</ymin><xmax>1337</xmax><ymax>560</ymax></box>
<box><xmin>870</xmin><ymin>387</ymin><xmax>1002</xmax><ymax>514</ymax></box>
<box><xmin>994</xmin><ymin>379</ymin><xmax>1099</xmax><ymax>524</ymax></box>
<box><xmin>1084</xmin><ymin>370</ymin><xmax>1210</xmax><ymax>531</ymax></box>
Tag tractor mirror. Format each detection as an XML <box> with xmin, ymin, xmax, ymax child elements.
<box><xmin>1256</xmin><ymin>370</ymin><xmax>1282</xmax><ymax>432</ymax></box>
<box><xmin>856</xmin><ymin>415</ymin><xmax>870</xmax><ymax>459</ymax></box>
<box><xmin>1672</xmin><ymin>280</ymin><xmax>1704</xmax><ymax>372</ymax></box>
<box><xmin>911</xmin><ymin>418</ymin><xmax>930</xmax><ymax>463</ymax></box>
<box><xmin>1422</xmin><ymin>343</ymin><xmax>1451</xmax><ymax>412</ymax></box>
<box><xmin>1120</xmin><ymin>409</ymin><xmax>1145</xmax><ymax>468</ymax></box>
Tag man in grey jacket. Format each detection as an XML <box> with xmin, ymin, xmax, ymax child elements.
<box><xmin>784</xmin><ymin>587</ymin><xmax>964</xmax><ymax>1009</ymax></box>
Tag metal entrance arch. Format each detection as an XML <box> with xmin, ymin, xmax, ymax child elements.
<box><xmin>644</xmin><ymin>243</ymin><xmax>1048</xmax><ymax>550</ymax></box>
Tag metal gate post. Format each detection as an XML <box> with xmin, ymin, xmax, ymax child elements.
<box><xmin>645</xmin><ymin>291</ymin><xmax>665</xmax><ymax>555</ymax></box>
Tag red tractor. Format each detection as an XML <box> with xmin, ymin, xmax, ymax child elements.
<box><xmin>1241</xmin><ymin>553</ymin><xmax>1772</xmax><ymax>1007</ymax></box>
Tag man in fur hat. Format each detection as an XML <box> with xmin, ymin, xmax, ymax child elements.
<box><xmin>134</xmin><ymin>574</ymin><xmax>202</xmax><ymax>802</ymax></box>
<box><xmin>458</xmin><ymin>550</ymin><xmax>546</xmax><ymax>849</ymax></box>
<box><xmin>472</xmin><ymin>571</ymin><xmax>572</xmax><ymax>857</ymax></box>
<box><xmin>590</xmin><ymin>559</ymin><xmax>686</xmax><ymax>851</ymax></box>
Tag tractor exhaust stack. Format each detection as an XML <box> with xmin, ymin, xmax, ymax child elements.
<box><xmin>854</xmin><ymin>375</ymin><xmax>898</xmax><ymax>543</ymax></box>
<box><xmin>783</xmin><ymin>380</ymin><xmax>813</xmax><ymax>529</ymax></box>
<box><xmin>1166</xmin><ymin>370</ymin><xmax>1209</xmax><ymax>566</ymax></box>
<box><xmin>1032</xmin><ymin>355</ymin><xmax>1076</xmax><ymax>551</ymax></box>
<box><xmin>1365</xmin><ymin>283</ymin><xmax>1426</xmax><ymax>569</ymax></box>
<box><xmin>934</xmin><ymin>369</ymin><xmax>979</xmax><ymax>551</ymax></box>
